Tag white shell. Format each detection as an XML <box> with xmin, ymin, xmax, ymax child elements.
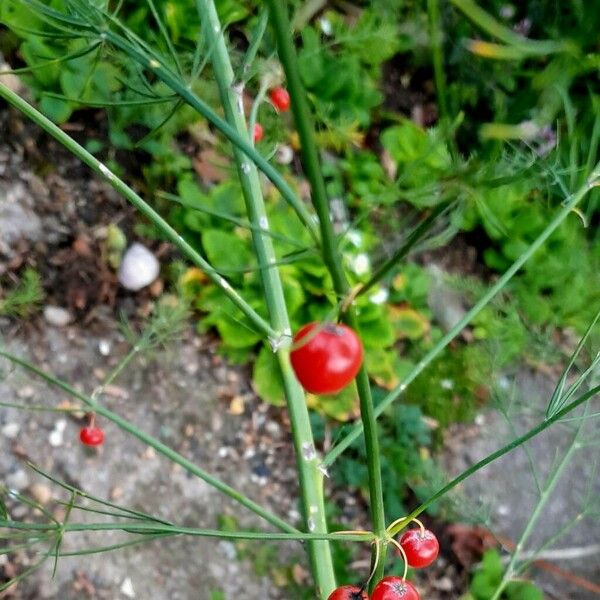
<box><xmin>117</xmin><ymin>243</ymin><xmax>160</xmax><ymax>291</ymax></box>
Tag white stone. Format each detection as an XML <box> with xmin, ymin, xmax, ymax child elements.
<box><xmin>43</xmin><ymin>306</ymin><xmax>73</xmax><ymax>327</ymax></box>
<box><xmin>1</xmin><ymin>423</ymin><xmax>20</xmax><ymax>439</ymax></box>
<box><xmin>6</xmin><ymin>469</ymin><xmax>29</xmax><ymax>491</ymax></box>
<box><xmin>120</xmin><ymin>577</ymin><xmax>136</xmax><ymax>598</ymax></box>
<box><xmin>117</xmin><ymin>243</ymin><xmax>160</xmax><ymax>291</ymax></box>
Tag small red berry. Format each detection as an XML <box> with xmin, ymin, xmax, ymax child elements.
<box><xmin>269</xmin><ymin>86</ymin><xmax>290</xmax><ymax>112</ymax></box>
<box><xmin>290</xmin><ymin>322</ymin><xmax>363</xmax><ymax>395</ymax></box>
<box><xmin>253</xmin><ymin>122</ymin><xmax>264</xmax><ymax>143</ymax></box>
<box><xmin>327</xmin><ymin>585</ymin><xmax>368</xmax><ymax>600</ymax></box>
<box><xmin>372</xmin><ymin>577</ymin><xmax>420</xmax><ymax>600</ymax></box>
<box><xmin>79</xmin><ymin>426</ymin><xmax>105</xmax><ymax>446</ymax></box>
<box><xmin>398</xmin><ymin>528</ymin><xmax>439</xmax><ymax>568</ymax></box>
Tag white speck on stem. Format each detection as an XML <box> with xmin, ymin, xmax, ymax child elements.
<box><xmin>399</xmin><ymin>383</ymin><xmax>407</xmax><ymax>392</ymax></box>
<box><xmin>213</xmin><ymin>24</ymin><xmax>220</xmax><ymax>33</ymax></box>
<box><xmin>241</xmin><ymin>162</ymin><xmax>251</xmax><ymax>175</ymax></box>
<box><xmin>98</xmin><ymin>162</ymin><xmax>114</xmax><ymax>181</ymax></box>
<box><xmin>149</xmin><ymin>59</ymin><xmax>160</xmax><ymax>69</ymax></box>
<box><xmin>309</xmin><ymin>505</ymin><xmax>318</xmax><ymax>514</ymax></box>
<box><xmin>259</xmin><ymin>216</ymin><xmax>269</xmax><ymax>229</ymax></box>
<box><xmin>219</xmin><ymin>277</ymin><xmax>231</xmax><ymax>290</ymax></box>
<box><xmin>318</xmin><ymin>463</ymin><xmax>330</xmax><ymax>478</ymax></box>
<box><xmin>302</xmin><ymin>442</ymin><xmax>316</xmax><ymax>461</ymax></box>
<box><xmin>307</xmin><ymin>517</ymin><xmax>316</xmax><ymax>532</ymax></box>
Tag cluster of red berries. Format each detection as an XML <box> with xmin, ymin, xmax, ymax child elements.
<box><xmin>252</xmin><ymin>85</ymin><xmax>291</xmax><ymax>143</ymax></box>
<box><xmin>328</xmin><ymin>527</ymin><xmax>439</xmax><ymax>600</ymax></box>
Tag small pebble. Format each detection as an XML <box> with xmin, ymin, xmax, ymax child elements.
<box><xmin>7</xmin><ymin>469</ymin><xmax>29</xmax><ymax>491</ymax></box>
<box><xmin>2</xmin><ymin>423</ymin><xmax>20</xmax><ymax>439</ymax></box>
<box><xmin>29</xmin><ymin>484</ymin><xmax>52</xmax><ymax>505</ymax></box>
<box><xmin>120</xmin><ymin>577</ymin><xmax>135</xmax><ymax>598</ymax></box>
<box><xmin>118</xmin><ymin>243</ymin><xmax>160</xmax><ymax>291</ymax></box>
<box><xmin>98</xmin><ymin>340</ymin><xmax>111</xmax><ymax>356</ymax></box>
<box><xmin>17</xmin><ymin>386</ymin><xmax>35</xmax><ymax>399</ymax></box>
<box><xmin>43</xmin><ymin>306</ymin><xmax>74</xmax><ymax>327</ymax></box>
<box><xmin>49</xmin><ymin>419</ymin><xmax>67</xmax><ymax>447</ymax></box>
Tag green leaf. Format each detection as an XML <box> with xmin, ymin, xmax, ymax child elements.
<box><xmin>307</xmin><ymin>386</ymin><xmax>358</xmax><ymax>421</ymax></box>
<box><xmin>0</xmin><ymin>491</ymin><xmax>7</xmax><ymax>520</ymax></box>
<box><xmin>252</xmin><ymin>346</ymin><xmax>285</xmax><ymax>406</ymax></box>
<box><xmin>505</xmin><ymin>581</ymin><xmax>544</xmax><ymax>600</ymax></box>
<box><xmin>202</xmin><ymin>229</ymin><xmax>253</xmax><ymax>272</ymax></box>
<box><xmin>39</xmin><ymin>95</ymin><xmax>73</xmax><ymax>123</ymax></box>
<box><xmin>390</xmin><ymin>306</ymin><xmax>430</xmax><ymax>340</ymax></box>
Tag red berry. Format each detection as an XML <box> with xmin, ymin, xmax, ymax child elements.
<box><xmin>253</xmin><ymin>122</ymin><xmax>264</xmax><ymax>143</ymax></box>
<box><xmin>372</xmin><ymin>577</ymin><xmax>420</xmax><ymax>600</ymax></box>
<box><xmin>269</xmin><ymin>86</ymin><xmax>290</xmax><ymax>112</ymax></box>
<box><xmin>79</xmin><ymin>426</ymin><xmax>105</xmax><ymax>446</ymax></box>
<box><xmin>327</xmin><ymin>585</ymin><xmax>368</xmax><ymax>600</ymax></box>
<box><xmin>398</xmin><ymin>528</ymin><xmax>439</xmax><ymax>568</ymax></box>
<box><xmin>290</xmin><ymin>322</ymin><xmax>363</xmax><ymax>395</ymax></box>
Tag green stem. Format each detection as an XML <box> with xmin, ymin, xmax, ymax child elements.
<box><xmin>357</xmin><ymin>202</ymin><xmax>450</xmax><ymax>299</ymax></box>
<box><xmin>265</xmin><ymin>0</ymin><xmax>387</xmax><ymax>590</ymax></box>
<box><xmin>1</xmin><ymin>520</ymin><xmax>374</xmax><ymax>542</ymax></box>
<box><xmin>449</xmin><ymin>0</ymin><xmax>572</xmax><ymax>55</ymax></box>
<box><xmin>324</xmin><ymin>163</ymin><xmax>600</xmax><ymax>467</ymax></box>
<box><xmin>427</xmin><ymin>0</ymin><xmax>449</xmax><ymax>123</ymax></box>
<box><xmin>388</xmin><ymin>384</ymin><xmax>600</xmax><ymax>537</ymax></box>
<box><xmin>194</xmin><ymin>2</ymin><xmax>336</xmax><ymax>596</ymax></box>
<box><xmin>0</xmin><ymin>349</ymin><xmax>296</xmax><ymax>534</ymax></box>
<box><xmin>489</xmin><ymin>434</ymin><xmax>581</xmax><ymax>600</ymax></box>
<box><xmin>0</xmin><ymin>82</ymin><xmax>275</xmax><ymax>340</ymax></box>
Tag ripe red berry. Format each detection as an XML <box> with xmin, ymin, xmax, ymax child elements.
<box><xmin>269</xmin><ymin>86</ymin><xmax>290</xmax><ymax>112</ymax></box>
<box><xmin>398</xmin><ymin>528</ymin><xmax>439</xmax><ymax>568</ymax></box>
<box><xmin>327</xmin><ymin>585</ymin><xmax>368</xmax><ymax>600</ymax></box>
<box><xmin>253</xmin><ymin>122</ymin><xmax>264</xmax><ymax>143</ymax></box>
<box><xmin>372</xmin><ymin>577</ymin><xmax>420</xmax><ymax>600</ymax></box>
<box><xmin>290</xmin><ymin>322</ymin><xmax>363</xmax><ymax>395</ymax></box>
<box><xmin>79</xmin><ymin>426</ymin><xmax>105</xmax><ymax>446</ymax></box>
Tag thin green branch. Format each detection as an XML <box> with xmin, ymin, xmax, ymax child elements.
<box><xmin>323</xmin><ymin>163</ymin><xmax>600</xmax><ymax>467</ymax></box>
<box><xmin>388</xmin><ymin>384</ymin><xmax>600</xmax><ymax>537</ymax></box>
<box><xmin>356</xmin><ymin>202</ymin><xmax>451</xmax><ymax>299</ymax></box>
<box><xmin>1</xmin><ymin>520</ymin><xmax>374</xmax><ymax>542</ymax></box>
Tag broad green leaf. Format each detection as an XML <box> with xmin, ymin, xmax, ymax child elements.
<box><xmin>252</xmin><ymin>346</ymin><xmax>285</xmax><ymax>406</ymax></box>
<box><xmin>39</xmin><ymin>95</ymin><xmax>73</xmax><ymax>123</ymax></box>
<box><xmin>307</xmin><ymin>386</ymin><xmax>358</xmax><ymax>421</ymax></box>
<box><xmin>202</xmin><ymin>229</ymin><xmax>253</xmax><ymax>272</ymax></box>
<box><xmin>390</xmin><ymin>306</ymin><xmax>430</xmax><ymax>340</ymax></box>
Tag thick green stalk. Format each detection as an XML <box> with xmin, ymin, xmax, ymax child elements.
<box><xmin>0</xmin><ymin>82</ymin><xmax>275</xmax><ymax>340</ymax></box>
<box><xmin>265</xmin><ymin>0</ymin><xmax>387</xmax><ymax>589</ymax></box>
<box><xmin>194</xmin><ymin>2</ymin><xmax>336</xmax><ymax>595</ymax></box>
<box><xmin>0</xmin><ymin>349</ymin><xmax>296</xmax><ymax>534</ymax></box>
<box><xmin>324</xmin><ymin>163</ymin><xmax>600</xmax><ymax>467</ymax></box>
